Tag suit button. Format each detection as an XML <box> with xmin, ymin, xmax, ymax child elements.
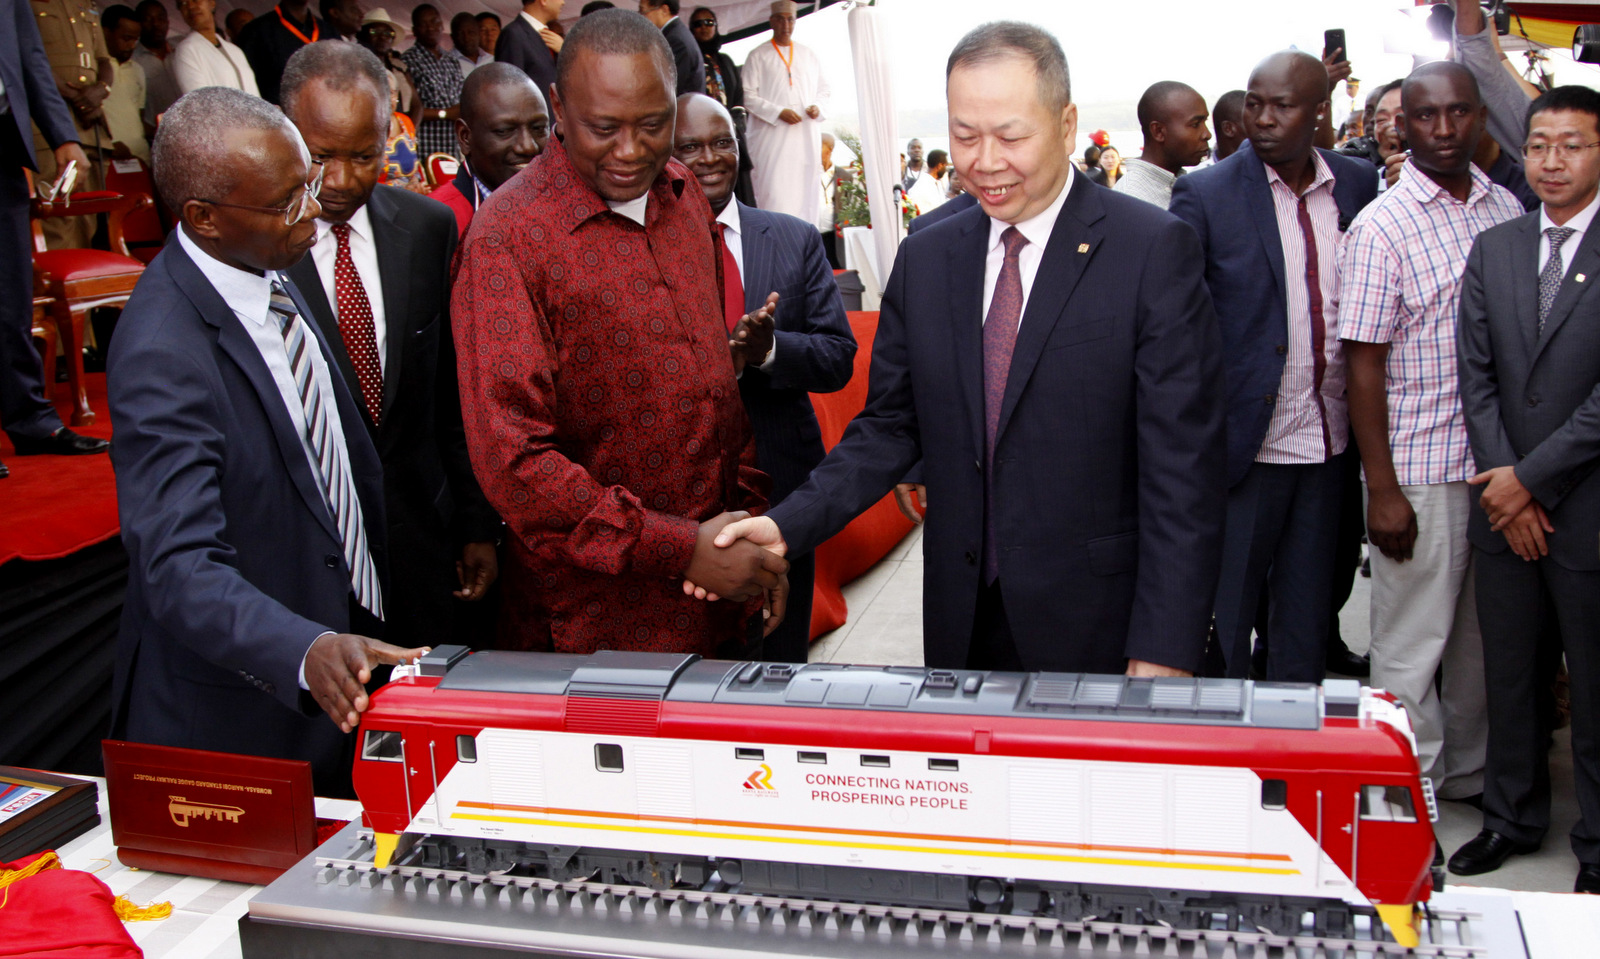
<box><xmin>325</xmin><ymin>554</ymin><xmax>339</xmax><ymax>568</ymax></box>
<box><xmin>974</xmin><ymin>459</ymin><xmax>983</xmax><ymax>473</ymax></box>
<box><xmin>1264</xmin><ymin>394</ymin><xmax>1276</xmax><ymax>406</ymax></box>
<box><xmin>964</xmin><ymin>550</ymin><xmax>977</xmax><ymax>565</ymax></box>
<box><xmin>1527</xmin><ymin>395</ymin><xmax>1540</xmax><ymax>407</ymax></box>
<box><xmin>1275</xmin><ymin>344</ymin><xmax>1287</xmax><ymax>355</ymax></box>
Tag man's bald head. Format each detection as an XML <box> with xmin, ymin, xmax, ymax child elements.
<box><xmin>1401</xmin><ymin>60</ymin><xmax>1481</xmax><ymax>113</ymax></box>
<box><xmin>153</xmin><ymin>87</ymin><xmax>298</xmax><ymax>208</ymax></box>
<box><xmin>1248</xmin><ymin>50</ymin><xmax>1330</xmax><ymax>106</ymax></box>
<box><xmin>1135</xmin><ymin>80</ymin><xmax>1210</xmax><ymax>172</ymax></box>
<box><xmin>673</xmin><ymin>91</ymin><xmax>739</xmax><ymax>211</ymax></box>
<box><xmin>462</xmin><ymin>62</ymin><xmax>547</xmax><ymax>126</ymax></box>
<box><xmin>676</xmin><ymin>90</ymin><xmax>734</xmax><ymax>134</ymax></box>
<box><xmin>459</xmin><ymin>63</ymin><xmax>550</xmax><ymax>190</ymax></box>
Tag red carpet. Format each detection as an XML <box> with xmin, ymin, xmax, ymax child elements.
<box><xmin>0</xmin><ymin>374</ymin><xmax>119</xmax><ymax>565</ymax></box>
<box><xmin>807</xmin><ymin>312</ymin><xmax>917</xmax><ymax>639</ymax></box>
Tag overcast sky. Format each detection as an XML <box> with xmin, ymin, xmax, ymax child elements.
<box><xmin>719</xmin><ymin>0</ymin><xmax>1600</xmax><ymax>144</ymax></box>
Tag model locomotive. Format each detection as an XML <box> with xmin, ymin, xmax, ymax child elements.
<box><xmin>352</xmin><ymin>647</ymin><xmax>1438</xmax><ymax>946</ymax></box>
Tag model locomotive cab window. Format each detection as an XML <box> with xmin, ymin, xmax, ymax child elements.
<box><xmin>362</xmin><ymin>729</ymin><xmax>403</xmax><ymax>762</ymax></box>
<box><xmin>457</xmin><ymin>735</ymin><xmax>477</xmax><ymax>763</ymax></box>
<box><xmin>1261</xmin><ymin>778</ymin><xmax>1287</xmax><ymax>810</ymax></box>
<box><xmin>929</xmin><ymin>758</ymin><xmax>960</xmax><ymax>772</ymax></box>
<box><xmin>798</xmin><ymin>751</ymin><xmax>827</xmax><ymax>764</ymax></box>
<box><xmin>1359</xmin><ymin>784</ymin><xmax>1418</xmax><ymax>822</ymax></box>
<box><xmin>861</xmin><ymin>754</ymin><xmax>891</xmax><ymax>768</ymax></box>
<box><xmin>594</xmin><ymin>743</ymin><xmax>624</xmax><ymax>772</ymax></box>
<box><xmin>735</xmin><ymin>748</ymin><xmax>765</xmax><ymax>761</ymax></box>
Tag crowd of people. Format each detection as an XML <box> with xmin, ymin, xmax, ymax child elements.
<box><xmin>1</xmin><ymin>0</ymin><xmax>1598</xmax><ymax>897</ymax></box>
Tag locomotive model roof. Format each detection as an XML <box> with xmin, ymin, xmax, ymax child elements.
<box><xmin>429</xmin><ymin>649</ymin><xmax>1340</xmax><ymax>731</ymax></box>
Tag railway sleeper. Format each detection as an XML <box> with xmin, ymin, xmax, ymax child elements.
<box><xmin>1049</xmin><ymin>883</ymin><xmax>1359</xmax><ymax>938</ymax></box>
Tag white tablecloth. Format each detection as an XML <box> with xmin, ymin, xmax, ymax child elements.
<box><xmin>840</xmin><ymin>225</ymin><xmax>882</xmax><ymax>311</ymax></box>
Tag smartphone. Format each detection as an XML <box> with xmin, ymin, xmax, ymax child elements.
<box><xmin>1323</xmin><ymin>28</ymin><xmax>1347</xmax><ymax>63</ymax></box>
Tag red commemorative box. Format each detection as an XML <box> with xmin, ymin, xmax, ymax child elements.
<box><xmin>102</xmin><ymin>740</ymin><xmax>331</xmax><ymax>884</ymax></box>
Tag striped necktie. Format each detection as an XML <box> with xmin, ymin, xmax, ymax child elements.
<box><xmin>268</xmin><ymin>281</ymin><xmax>384</xmax><ymax>620</ymax></box>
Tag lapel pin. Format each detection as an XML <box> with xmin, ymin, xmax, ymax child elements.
<box><xmin>1579</xmin><ymin>273</ymin><xmax>1588</xmax><ymax>283</ymax></box>
<box><xmin>1077</xmin><ymin>243</ymin><xmax>1090</xmax><ymax>254</ymax></box>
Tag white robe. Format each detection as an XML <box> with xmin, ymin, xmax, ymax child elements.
<box><xmin>743</xmin><ymin>40</ymin><xmax>831</xmax><ymax>225</ymax></box>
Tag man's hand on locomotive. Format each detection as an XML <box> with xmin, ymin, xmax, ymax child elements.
<box><xmin>684</xmin><ymin>511</ymin><xmax>789</xmax><ymax>603</ymax></box>
<box><xmin>730</xmin><ymin>292</ymin><xmax>780</xmax><ymax>375</ymax></box>
<box><xmin>306</xmin><ymin>634</ymin><xmax>431</xmax><ymax>733</ymax></box>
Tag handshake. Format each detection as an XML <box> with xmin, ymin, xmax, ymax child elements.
<box><xmin>683</xmin><ymin>512</ymin><xmax>790</xmax><ymax>635</ymax></box>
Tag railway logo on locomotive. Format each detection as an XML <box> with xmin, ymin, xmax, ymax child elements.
<box><xmin>742</xmin><ymin>764</ymin><xmax>778</xmax><ymax>796</ymax></box>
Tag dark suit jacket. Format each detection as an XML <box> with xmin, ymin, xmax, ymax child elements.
<box><xmin>236</xmin><ymin>8</ymin><xmax>328</xmax><ymax>104</ymax></box>
<box><xmin>3</xmin><ymin>0</ymin><xmax>78</xmax><ymax>162</ymax></box>
<box><xmin>735</xmin><ymin>202</ymin><xmax>856</xmax><ymax>503</ymax></box>
<box><xmin>907</xmin><ymin>191</ymin><xmax>978</xmax><ymax>235</ymax></box>
<box><xmin>767</xmin><ymin>174</ymin><xmax>1227</xmax><ymax>673</ymax></box>
<box><xmin>107</xmin><ymin>236</ymin><xmax>386</xmax><ymax>793</ymax></box>
<box><xmin>1459</xmin><ymin>211</ymin><xmax>1600</xmax><ymax>571</ymax></box>
<box><xmin>1169</xmin><ymin>143</ymin><xmax>1378</xmax><ymax>487</ymax></box>
<box><xmin>495</xmin><ymin>14</ymin><xmax>558</xmax><ymax>105</ymax></box>
<box><xmin>286</xmin><ymin>186</ymin><xmax>499</xmax><ymax>646</ymax></box>
<box><xmin>662</xmin><ymin>16</ymin><xmax>705</xmax><ymax>97</ymax></box>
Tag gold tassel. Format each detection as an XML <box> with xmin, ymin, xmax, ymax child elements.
<box><xmin>113</xmin><ymin>895</ymin><xmax>173</xmax><ymax>922</ymax></box>
<box><xmin>0</xmin><ymin>850</ymin><xmax>61</xmax><ymax>889</ymax></box>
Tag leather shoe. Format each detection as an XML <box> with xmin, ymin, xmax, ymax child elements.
<box><xmin>1448</xmin><ymin>829</ymin><xmax>1539</xmax><ymax>876</ymax></box>
<box><xmin>1326</xmin><ymin>645</ymin><xmax>1371</xmax><ymax>678</ymax></box>
<box><xmin>1577</xmin><ymin>864</ymin><xmax>1600</xmax><ymax>894</ymax></box>
<box><xmin>9</xmin><ymin>428</ymin><xmax>109</xmax><ymax>455</ymax></box>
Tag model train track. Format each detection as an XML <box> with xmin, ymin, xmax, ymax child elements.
<box><xmin>308</xmin><ymin>831</ymin><xmax>1493</xmax><ymax>957</ymax></box>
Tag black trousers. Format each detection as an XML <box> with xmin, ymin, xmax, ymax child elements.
<box><xmin>0</xmin><ymin>120</ymin><xmax>64</xmax><ymax>440</ymax></box>
<box><xmin>967</xmin><ymin>579</ymin><xmax>1023</xmax><ymax>671</ymax></box>
<box><xmin>758</xmin><ymin>549</ymin><xmax>815</xmax><ymax>664</ymax></box>
<box><xmin>1476</xmin><ymin>547</ymin><xmax>1600</xmax><ymax>865</ymax></box>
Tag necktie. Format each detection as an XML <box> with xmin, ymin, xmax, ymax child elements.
<box><xmin>1539</xmin><ymin>226</ymin><xmax>1577</xmax><ymax>332</ymax></box>
<box><xmin>716</xmin><ymin>223</ymin><xmax>744</xmax><ymax>333</ymax></box>
<box><xmin>269</xmin><ymin>282</ymin><xmax>385</xmax><ymax>621</ymax></box>
<box><xmin>331</xmin><ymin>223</ymin><xmax>383</xmax><ymax>424</ymax></box>
<box><xmin>981</xmin><ymin>226</ymin><xmax>1028</xmax><ymax>581</ymax></box>
<box><xmin>1293</xmin><ymin>195</ymin><xmax>1332</xmax><ymax>459</ymax></box>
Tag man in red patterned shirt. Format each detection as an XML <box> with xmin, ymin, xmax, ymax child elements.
<box><xmin>453</xmin><ymin>8</ymin><xmax>785</xmax><ymax>655</ymax></box>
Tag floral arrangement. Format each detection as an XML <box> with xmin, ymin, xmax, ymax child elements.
<box><xmin>835</xmin><ymin>131</ymin><xmax>918</xmax><ymax>231</ymax></box>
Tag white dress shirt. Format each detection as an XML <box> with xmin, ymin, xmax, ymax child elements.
<box><xmin>1538</xmin><ymin>189</ymin><xmax>1600</xmax><ymax>278</ymax></box>
<box><xmin>177</xmin><ymin>227</ymin><xmax>359</xmax><ymax>685</ymax></box>
<box><xmin>170</xmin><ymin>31</ymin><xmax>259</xmax><ymax>97</ymax></box>
<box><xmin>606</xmin><ymin>192</ymin><xmax>650</xmax><ymax>225</ymax></box>
<box><xmin>983</xmin><ymin>165</ymin><xmax>1074</xmax><ymax>327</ymax></box>
<box><xmin>309</xmin><ymin>206</ymin><xmax>388</xmax><ymax>375</ymax></box>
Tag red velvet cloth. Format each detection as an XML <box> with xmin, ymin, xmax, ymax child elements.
<box><xmin>0</xmin><ymin>374</ymin><xmax>119</xmax><ymax>565</ymax></box>
<box><xmin>807</xmin><ymin>311</ymin><xmax>917</xmax><ymax>639</ymax></box>
<box><xmin>0</xmin><ymin>852</ymin><xmax>141</xmax><ymax>958</ymax></box>
<box><xmin>428</xmin><ymin>178</ymin><xmax>474</xmax><ymax>238</ymax></box>
<box><xmin>33</xmin><ymin>248</ymin><xmax>145</xmax><ymax>281</ymax></box>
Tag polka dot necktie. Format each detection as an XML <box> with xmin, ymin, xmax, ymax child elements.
<box><xmin>981</xmin><ymin>226</ymin><xmax>1028</xmax><ymax>581</ymax></box>
<box><xmin>1539</xmin><ymin>226</ymin><xmax>1577</xmax><ymax>333</ymax></box>
<box><xmin>331</xmin><ymin>223</ymin><xmax>383</xmax><ymax>424</ymax></box>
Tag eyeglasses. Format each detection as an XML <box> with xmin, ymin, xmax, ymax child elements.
<box><xmin>691</xmin><ymin>18</ymin><xmax>716</xmax><ymax>27</ymax></box>
<box><xmin>1521</xmin><ymin>141</ymin><xmax>1600</xmax><ymax>161</ymax></box>
<box><xmin>675</xmin><ymin>137</ymin><xmax>738</xmax><ymax>159</ymax></box>
<box><xmin>199</xmin><ymin>162</ymin><xmax>324</xmax><ymax>225</ymax></box>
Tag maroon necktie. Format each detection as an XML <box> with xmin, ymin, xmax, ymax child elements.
<box><xmin>1293</xmin><ymin>196</ymin><xmax>1331</xmax><ymax>459</ymax></box>
<box><xmin>716</xmin><ymin>223</ymin><xmax>744</xmax><ymax>333</ymax></box>
<box><xmin>982</xmin><ymin>226</ymin><xmax>1028</xmax><ymax>580</ymax></box>
<box><xmin>331</xmin><ymin>223</ymin><xmax>383</xmax><ymax>425</ymax></box>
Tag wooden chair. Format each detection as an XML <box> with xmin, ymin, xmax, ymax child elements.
<box><xmin>30</xmin><ymin>272</ymin><xmax>57</xmax><ymax>393</ymax></box>
<box><xmin>425</xmin><ymin>152</ymin><xmax>459</xmax><ymax>188</ymax></box>
<box><xmin>102</xmin><ymin>157</ymin><xmax>169</xmax><ymax>264</ymax></box>
<box><xmin>31</xmin><ymin>190</ymin><xmax>154</xmax><ymax>426</ymax></box>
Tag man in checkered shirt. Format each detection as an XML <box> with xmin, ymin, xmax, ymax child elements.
<box><xmin>1338</xmin><ymin>62</ymin><xmax>1524</xmax><ymax>803</ymax></box>
<box><xmin>401</xmin><ymin>4</ymin><xmax>464</xmax><ymax>159</ymax></box>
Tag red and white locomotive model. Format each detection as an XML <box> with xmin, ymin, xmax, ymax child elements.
<box><xmin>352</xmin><ymin>647</ymin><xmax>1438</xmax><ymax>946</ymax></box>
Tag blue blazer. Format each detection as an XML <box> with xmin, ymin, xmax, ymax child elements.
<box><xmin>1169</xmin><ymin>142</ymin><xmax>1378</xmax><ymax>487</ymax></box>
<box><xmin>2</xmin><ymin>0</ymin><xmax>78</xmax><ymax>163</ymax></box>
<box><xmin>735</xmin><ymin>202</ymin><xmax>856</xmax><ymax>503</ymax></box>
<box><xmin>767</xmin><ymin>174</ymin><xmax>1227</xmax><ymax>673</ymax></box>
<box><xmin>107</xmin><ymin>237</ymin><xmax>388</xmax><ymax>793</ymax></box>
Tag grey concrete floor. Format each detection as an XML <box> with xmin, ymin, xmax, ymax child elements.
<box><xmin>811</xmin><ymin>525</ymin><xmax>1586</xmax><ymax>894</ymax></box>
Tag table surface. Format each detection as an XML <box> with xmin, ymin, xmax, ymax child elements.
<box><xmin>41</xmin><ymin>776</ymin><xmax>1600</xmax><ymax>958</ymax></box>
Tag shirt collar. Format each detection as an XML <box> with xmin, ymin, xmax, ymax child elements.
<box><xmin>177</xmin><ymin>226</ymin><xmax>281</xmax><ymax>328</ymax></box>
<box><xmin>314</xmin><ymin>203</ymin><xmax>373</xmax><ymax>245</ymax></box>
<box><xmin>537</xmin><ymin>138</ymin><xmax>690</xmax><ymax>234</ymax></box>
<box><xmin>987</xmin><ymin>164</ymin><xmax>1074</xmax><ymax>254</ymax></box>
<box><xmin>1121</xmin><ymin>157</ymin><xmax>1176</xmax><ymax>186</ymax></box>
<box><xmin>1263</xmin><ymin>150</ymin><xmax>1335</xmax><ymax>196</ymax></box>
<box><xmin>1396</xmin><ymin>158</ymin><xmax>1499</xmax><ymax>207</ymax></box>
<box><xmin>715</xmin><ymin>199</ymin><xmax>741</xmax><ymax>235</ymax></box>
<box><xmin>1540</xmin><ymin>188</ymin><xmax>1600</xmax><ymax>237</ymax></box>
<box><xmin>521</xmin><ymin>9</ymin><xmax>549</xmax><ymax>28</ymax></box>
<box><xmin>607</xmin><ymin>193</ymin><xmax>650</xmax><ymax>225</ymax></box>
